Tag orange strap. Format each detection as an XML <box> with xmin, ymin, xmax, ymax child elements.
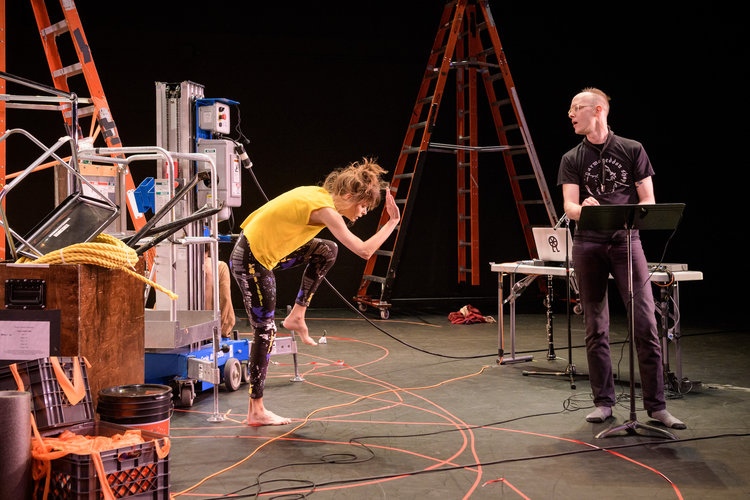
<box><xmin>9</xmin><ymin>363</ymin><xmax>24</xmax><ymax>391</ymax></box>
<box><xmin>29</xmin><ymin>412</ymin><xmax>55</xmax><ymax>500</ymax></box>
<box><xmin>154</xmin><ymin>437</ymin><xmax>171</xmax><ymax>459</ymax></box>
<box><xmin>91</xmin><ymin>452</ymin><xmax>116</xmax><ymax>500</ymax></box>
<box><xmin>49</xmin><ymin>357</ymin><xmax>86</xmax><ymax>406</ymax></box>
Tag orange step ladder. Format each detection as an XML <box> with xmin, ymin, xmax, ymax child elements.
<box><xmin>354</xmin><ymin>0</ymin><xmax>558</xmax><ymax>319</ymax></box>
<box><xmin>26</xmin><ymin>0</ymin><xmax>149</xmax><ymax>263</ymax></box>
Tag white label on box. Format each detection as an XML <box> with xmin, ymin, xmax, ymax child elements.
<box><xmin>0</xmin><ymin>321</ymin><xmax>51</xmax><ymax>359</ymax></box>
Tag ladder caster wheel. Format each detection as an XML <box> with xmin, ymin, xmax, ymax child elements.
<box><xmin>574</xmin><ymin>303</ymin><xmax>583</xmax><ymax>315</ymax></box>
<box><xmin>380</xmin><ymin>309</ymin><xmax>390</xmax><ymax>320</ymax></box>
<box><xmin>358</xmin><ymin>303</ymin><xmax>367</xmax><ymax>312</ymax></box>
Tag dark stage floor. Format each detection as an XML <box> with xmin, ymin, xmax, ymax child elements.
<box><xmin>163</xmin><ymin>305</ymin><xmax>750</xmax><ymax>499</ymax></box>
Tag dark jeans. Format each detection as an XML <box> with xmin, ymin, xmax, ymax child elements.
<box><xmin>573</xmin><ymin>237</ymin><xmax>665</xmax><ymax>412</ymax></box>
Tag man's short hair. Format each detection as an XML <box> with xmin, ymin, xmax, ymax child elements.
<box><xmin>581</xmin><ymin>87</ymin><xmax>611</xmax><ymax>113</ymax></box>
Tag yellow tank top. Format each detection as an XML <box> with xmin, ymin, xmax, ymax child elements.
<box><xmin>240</xmin><ymin>186</ymin><xmax>335</xmax><ymax>270</ymax></box>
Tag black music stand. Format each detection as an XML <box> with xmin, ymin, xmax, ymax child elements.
<box><xmin>522</xmin><ymin>219</ymin><xmax>588</xmax><ymax>389</ymax></box>
<box><xmin>578</xmin><ymin>203</ymin><xmax>685</xmax><ymax>440</ymax></box>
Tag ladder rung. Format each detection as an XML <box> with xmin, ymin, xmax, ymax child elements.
<box><xmin>395</xmin><ymin>198</ymin><xmax>407</xmax><ymax>205</ymax></box>
<box><xmin>488</xmin><ymin>72</ymin><xmax>504</xmax><ymax>83</ymax></box>
<box><xmin>364</xmin><ymin>274</ymin><xmax>387</xmax><ymax>284</ymax></box>
<box><xmin>518</xmin><ymin>200</ymin><xmax>544</xmax><ymax>205</ymax></box>
<box><xmin>393</xmin><ymin>172</ymin><xmax>414</xmax><ymax>180</ymax></box>
<box><xmin>410</xmin><ymin>121</ymin><xmax>428</xmax><ymax>130</ymax></box>
<box><xmin>459</xmin><ymin>267</ymin><xmax>472</xmax><ymax>272</ymax></box>
<box><xmin>491</xmin><ymin>98</ymin><xmax>512</xmax><ymax>108</ymax></box>
<box><xmin>458</xmin><ymin>162</ymin><xmax>470</xmax><ymax>168</ymax></box>
<box><xmin>418</xmin><ymin>95</ymin><xmax>435</xmax><ymax>104</ymax></box>
<box><xmin>374</xmin><ymin>249</ymin><xmax>393</xmax><ymax>257</ymax></box>
<box><xmin>512</xmin><ymin>174</ymin><xmax>536</xmax><ymax>181</ymax></box>
<box><xmin>460</xmin><ymin>20</ymin><xmax>489</xmax><ymax>37</ymax></box>
<box><xmin>431</xmin><ymin>45</ymin><xmax>447</xmax><ymax>57</ymax></box>
<box><xmin>458</xmin><ymin>214</ymin><xmax>471</xmax><ymax>220</ymax></box>
<box><xmin>458</xmin><ymin>189</ymin><xmax>470</xmax><ymax>195</ymax></box>
<box><xmin>501</xmin><ymin>124</ymin><xmax>520</xmax><ymax>133</ymax></box>
<box><xmin>402</xmin><ymin>146</ymin><xmax>421</xmax><ymax>155</ymax></box>
<box><xmin>64</xmin><ymin>105</ymin><xmax>95</xmax><ymax>119</ymax></box>
<box><xmin>40</xmin><ymin>20</ymin><xmax>69</xmax><ymax>38</ymax></box>
<box><xmin>53</xmin><ymin>62</ymin><xmax>83</xmax><ymax>79</ymax></box>
<box><xmin>478</xmin><ymin>48</ymin><xmax>494</xmax><ymax>59</ymax></box>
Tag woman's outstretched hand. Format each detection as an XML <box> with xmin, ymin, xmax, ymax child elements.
<box><xmin>385</xmin><ymin>188</ymin><xmax>400</xmax><ymax>223</ymax></box>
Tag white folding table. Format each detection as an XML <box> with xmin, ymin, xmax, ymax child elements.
<box><xmin>489</xmin><ymin>261</ymin><xmax>703</xmax><ymax>390</ymax></box>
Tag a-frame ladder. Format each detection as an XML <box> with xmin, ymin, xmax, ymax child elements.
<box><xmin>354</xmin><ymin>0</ymin><xmax>557</xmax><ymax>319</ymax></box>
<box><xmin>27</xmin><ymin>0</ymin><xmax>149</xmax><ymax>259</ymax></box>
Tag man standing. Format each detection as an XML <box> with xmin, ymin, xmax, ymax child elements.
<box><xmin>557</xmin><ymin>87</ymin><xmax>685</xmax><ymax>429</ymax></box>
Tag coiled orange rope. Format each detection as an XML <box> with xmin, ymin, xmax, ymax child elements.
<box><xmin>15</xmin><ymin>233</ymin><xmax>177</xmax><ymax>300</ymax></box>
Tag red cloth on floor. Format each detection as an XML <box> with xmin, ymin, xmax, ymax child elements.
<box><xmin>448</xmin><ymin>305</ymin><xmax>495</xmax><ymax>324</ymax></box>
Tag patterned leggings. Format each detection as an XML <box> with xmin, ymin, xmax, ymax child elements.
<box><xmin>230</xmin><ymin>234</ymin><xmax>338</xmax><ymax>399</ymax></box>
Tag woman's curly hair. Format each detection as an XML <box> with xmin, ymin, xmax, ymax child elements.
<box><xmin>323</xmin><ymin>157</ymin><xmax>389</xmax><ymax>210</ymax></box>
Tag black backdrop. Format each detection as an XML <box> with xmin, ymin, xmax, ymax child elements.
<box><xmin>3</xmin><ymin>2</ymin><xmax>744</xmax><ymax>325</ymax></box>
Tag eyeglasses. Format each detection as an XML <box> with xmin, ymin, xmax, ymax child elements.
<box><xmin>568</xmin><ymin>104</ymin><xmax>593</xmax><ymax>115</ymax></box>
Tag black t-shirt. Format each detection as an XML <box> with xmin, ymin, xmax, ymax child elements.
<box><xmin>557</xmin><ymin>132</ymin><xmax>655</xmax><ymax>242</ymax></box>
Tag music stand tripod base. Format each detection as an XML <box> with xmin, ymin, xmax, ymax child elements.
<box><xmin>595</xmin><ymin>418</ymin><xmax>678</xmax><ymax>440</ymax></box>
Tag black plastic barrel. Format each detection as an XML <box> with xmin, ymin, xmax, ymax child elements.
<box><xmin>97</xmin><ymin>384</ymin><xmax>173</xmax><ymax>435</ymax></box>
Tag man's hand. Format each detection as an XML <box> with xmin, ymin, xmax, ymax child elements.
<box><xmin>581</xmin><ymin>196</ymin><xmax>600</xmax><ymax>207</ymax></box>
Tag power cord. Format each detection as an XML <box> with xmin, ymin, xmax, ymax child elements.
<box><xmin>202</xmin><ymin>382</ymin><xmax>750</xmax><ymax>499</ymax></box>
<box><xmin>233</xmin><ymin>431</ymin><xmax>750</xmax><ymax>499</ymax></box>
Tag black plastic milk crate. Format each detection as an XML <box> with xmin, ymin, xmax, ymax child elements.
<box><xmin>0</xmin><ymin>356</ymin><xmax>94</xmax><ymax>430</ymax></box>
<box><xmin>38</xmin><ymin>421</ymin><xmax>170</xmax><ymax>500</ymax></box>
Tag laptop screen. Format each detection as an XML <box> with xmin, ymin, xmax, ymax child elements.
<box><xmin>531</xmin><ymin>227</ymin><xmax>573</xmax><ymax>263</ymax></box>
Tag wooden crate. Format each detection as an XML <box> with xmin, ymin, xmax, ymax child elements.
<box><xmin>0</xmin><ymin>261</ymin><xmax>145</xmax><ymax>407</ymax></box>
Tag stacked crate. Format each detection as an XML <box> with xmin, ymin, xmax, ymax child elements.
<box><xmin>0</xmin><ymin>357</ymin><xmax>170</xmax><ymax>499</ymax></box>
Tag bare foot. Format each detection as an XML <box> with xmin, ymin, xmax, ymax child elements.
<box><xmin>282</xmin><ymin>316</ymin><xmax>317</xmax><ymax>345</ymax></box>
<box><xmin>245</xmin><ymin>409</ymin><xmax>292</xmax><ymax>426</ymax></box>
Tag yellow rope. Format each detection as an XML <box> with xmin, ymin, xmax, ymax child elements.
<box><xmin>15</xmin><ymin>233</ymin><xmax>178</xmax><ymax>300</ymax></box>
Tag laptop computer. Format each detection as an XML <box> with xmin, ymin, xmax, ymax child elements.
<box><xmin>531</xmin><ymin>226</ymin><xmax>573</xmax><ymax>264</ymax></box>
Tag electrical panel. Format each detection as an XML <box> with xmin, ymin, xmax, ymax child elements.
<box><xmin>198</xmin><ymin>102</ymin><xmax>231</xmax><ymax>135</ymax></box>
<box><xmin>196</xmin><ymin>138</ymin><xmax>242</xmax><ymax>220</ymax></box>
